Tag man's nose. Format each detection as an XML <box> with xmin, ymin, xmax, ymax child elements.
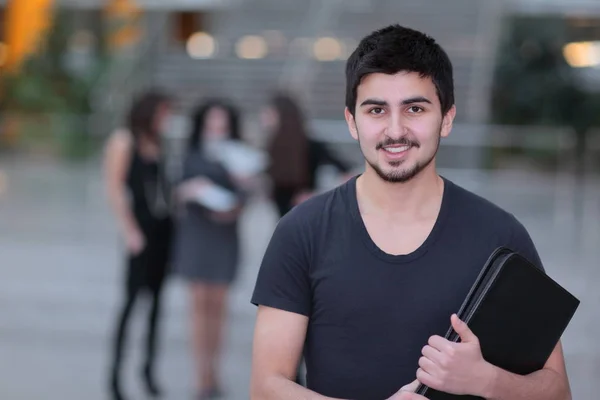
<box><xmin>386</xmin><ymin>111</ymin><xmax>408</xmax><ymax>138</ymax></box>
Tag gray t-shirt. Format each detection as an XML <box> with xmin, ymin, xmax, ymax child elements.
<box><xmin>251</xmin><ymin>176</ymin><xmax>544</xmax><ymax>400</ymax></box>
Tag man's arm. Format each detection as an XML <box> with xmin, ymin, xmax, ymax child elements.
<box><xmin>483</xmin><ymin>342</ymin><xmax>571</xmax><ymax>400</ymax></box>
<box><xmin>250</xmin><ymin>306</ymin><xmax>343</xmax><ymax>400</ymax></box>
<box><xmin>251</xmin><ymin>202</ymin><xmax>342</xmax><ymax>400</ymax></box>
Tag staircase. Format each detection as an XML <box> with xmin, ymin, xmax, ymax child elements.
<box><xmin>150</xmin><ymin>0</ymin><xmax>504</xmax><ymax>124</ymax></box>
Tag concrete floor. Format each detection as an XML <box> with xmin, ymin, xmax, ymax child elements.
<box><xmin>0</xmin><ymin>155</ymin><xmax>598</xmax><ymax>399</ymax></box>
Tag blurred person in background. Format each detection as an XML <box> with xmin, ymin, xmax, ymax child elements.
<box><xmin>104</xmin><ymin>91</ymin><xmax>173</xmax><ymax>400</ymax></box>
<box><xmin>171</xmin><ymin>99</ymin><xmax>249</xmax><ymax>400</ymax></box>
<box><xmin>262</xmin><ymin>93</ymin><xmax>352</xmax><ymax>218</ymax></box>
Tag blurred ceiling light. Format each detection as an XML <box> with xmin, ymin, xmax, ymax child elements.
<box><xmin>236</xmin><ymin>35</ymin><xmax>268</xmax><ymax>59</ymax></box>
<box><xmin>563</xmin><ymin>41</ymin><xmax>600</xmax><ymax>68</ymax></box>
<box><xmin>0</xmin><ymin>43</ymin><xmax>7</xmax><ymax>67</ymax></box>
<box><xmin>313</xmin><ymin>37</ymin><xmax>342</xmax><ymax>61</ymax></box>
<box><xmin>187</xmin><ymin>32</ymin><xmax>216</xmax><ymax>59</ymax></box>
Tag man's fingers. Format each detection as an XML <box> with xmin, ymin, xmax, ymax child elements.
<box><xmin>418</xmin><ymin>355</ymin><xmax>442</xmax><ymax>376</ymax></box>
<box><xmin>399</xmin><ymin>378</ymin><xmax>420</xmax><ymax>392</ymax></box>
<box><xmin>396</xmin><ymin>392</ymin><xmax>429</xmax><ymax>400</ymax></box>
<box><xmin>451</xmin><ymin>314</ymin><xmax>478</xmax><ymax>343</ymax></box>
<box><xmin>428</xmin><ymin>335</ymin><xmax>454</xmax><ymax>353</ymax></box>
<box><xmin>416</xmin><ymin>367</ymin><xmax>439</xmax><ymax>391</ymax></box>
<box><xmin>421</xmin><ymin>345</ymin><xmax>444</xmax><ymax>364</ymax></box>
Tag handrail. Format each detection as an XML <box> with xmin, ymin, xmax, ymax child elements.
<box><xmin>89</xmin><ymin>13</ymin><xmax>167</xmax><ymax>138</ymax></box>
<box><xmin>277</xmin><ymin>0</ymin><xmax>345</xmax><ymax>96</ymax></box>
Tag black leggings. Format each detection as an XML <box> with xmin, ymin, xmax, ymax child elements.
<box><xmin>110</xmin><ymin>220</ymin><xmax>171</xmax><ymax>383</ymax></box>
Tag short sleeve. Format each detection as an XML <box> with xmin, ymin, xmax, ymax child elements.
<box><xmin>251</xmin><ymin>212</ymin><xmax>312</xmax><ymax>316</ymax></box>
<box><xmin>508</xmin><ymin>215</ymin><xmax>545</xmax><ymax>272</ymax></box>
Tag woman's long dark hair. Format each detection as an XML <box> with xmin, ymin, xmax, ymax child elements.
<box><xmin>266</xmin><ymin>93</ymin><xmax>310</xmax><ymax>189</ymax></box>
<box><xmin>128</xmin><ymin>90</ymin><xmax>170</xmax><ymax>144</ymax></box>
<box><xmin>187</xmin><ymin>99</ymin><xmax>241</xmax><ymax>153</ymax></box>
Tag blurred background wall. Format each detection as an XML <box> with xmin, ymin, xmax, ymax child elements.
<box><xmin>3</xmin><ymin>0</ymin><xmax>600</xmax><ymax>172</ymax></box>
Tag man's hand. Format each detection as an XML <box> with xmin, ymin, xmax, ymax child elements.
<box><xmin>389</xmin><ymin>392</ymin><xmax>429</xmax><ymax>400</ymax></box>
<box><xmin>387</xmin><ymin>379</ymin><xmax>428</xmax><ymax>400</ymax></box>
<box><xmin>417</xmin><ymin>314</ymin><xmax>495</xmax><ymax>397</ymax></box>
<box><xmin>400</xmin><ymin>379</ymin><xmax>420</xmax><ymax>392</ymax></box>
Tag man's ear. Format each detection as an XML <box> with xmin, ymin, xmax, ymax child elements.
<box><xmin>345</xmin><ymin>107</ymin><xmax>359</xmax><ymax>141</ymax></box>
<box><xmin>440</xmin><ymin>105</ymin><xmax>456</xmax><ymax>138</ymax></box>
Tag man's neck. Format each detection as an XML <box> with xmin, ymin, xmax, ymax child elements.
<box><xmin>356</xmin><ymin>165</ymin><xmax>444</xmax><ymax>219</ymax></box>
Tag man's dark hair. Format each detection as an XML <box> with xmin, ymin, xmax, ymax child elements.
<box><xmin>345</xmin><ymin>24</ymin><xmax>454</xmax><ymax>116</ymax></box>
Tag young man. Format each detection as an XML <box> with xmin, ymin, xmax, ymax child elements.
<box><xmin>250</xmin><ymin>24</ymin><xmax>572</xmax><ymax>400</ymax></box>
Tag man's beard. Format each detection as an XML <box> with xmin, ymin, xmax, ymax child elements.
<box><xmin>359</xmin><ymin>127</ymin><xmax>441</xmax><ymax>183</ymax></box>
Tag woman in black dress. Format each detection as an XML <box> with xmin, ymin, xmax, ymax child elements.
<box><xmin>104</xmin><ymin>91</ymin><xmax>173</xmax><ymax>400</ymax></box>
<box><xmin>261</xmin><ymin>93</ymin><xmax>352</xmax><ymax>218</ymax></box>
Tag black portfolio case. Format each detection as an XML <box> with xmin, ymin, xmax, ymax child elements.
<box><xmin>416</xmin><ymin>247</ymin><xmax>580</xmax><ymax>399</ymax></box>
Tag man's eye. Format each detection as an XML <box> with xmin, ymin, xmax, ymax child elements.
<box><xmin>370</xmin><ymin>108</ymin><xmax>385</xmax><ymax>115</ymax></box>
<box><xmin>408</xmin><ymin>106</ymin><xmax>423</xmax><ymax>113</ymax></box>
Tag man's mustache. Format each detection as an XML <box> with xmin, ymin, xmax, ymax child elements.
<box><xmin>376</xmin><ymin>137</ymin><xmax>420</xmax><ymax>150</ymax></box>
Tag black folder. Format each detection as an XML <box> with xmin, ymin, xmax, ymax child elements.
<box><xmin>416</xmin><ymin>247</ymin><xmax>580</xmax><ymax>399</ymax></box>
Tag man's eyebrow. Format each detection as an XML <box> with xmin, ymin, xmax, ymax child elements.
<box><xmin>401</xmin><ymin>96</ymin><xmax>432</xmax><ymax>105</ymax></box>
<box><xmin>359</xmin><ymin>96</ymin><xmax>432</xmax><ymax>107</ymax></box>
<box><xmin>360</xmin><ymin>98</ymin><xmax>388</xmax><ymax>107</ymax></box>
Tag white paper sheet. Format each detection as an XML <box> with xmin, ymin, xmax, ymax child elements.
<box><xmin>192</xmin><ymin>183</ymin><xmax>238</xmax><ymax>212</ymax></box>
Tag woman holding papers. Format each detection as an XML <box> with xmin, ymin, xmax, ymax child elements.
<box><xmin>104</xmin><ymin>91</ymin><xmax>173</xmax><ymax>400</ymax></box>
<box><xmin>172</xmin><ymin>99</ymin><xmax>248</xmax><ymax>400</ymax></box>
